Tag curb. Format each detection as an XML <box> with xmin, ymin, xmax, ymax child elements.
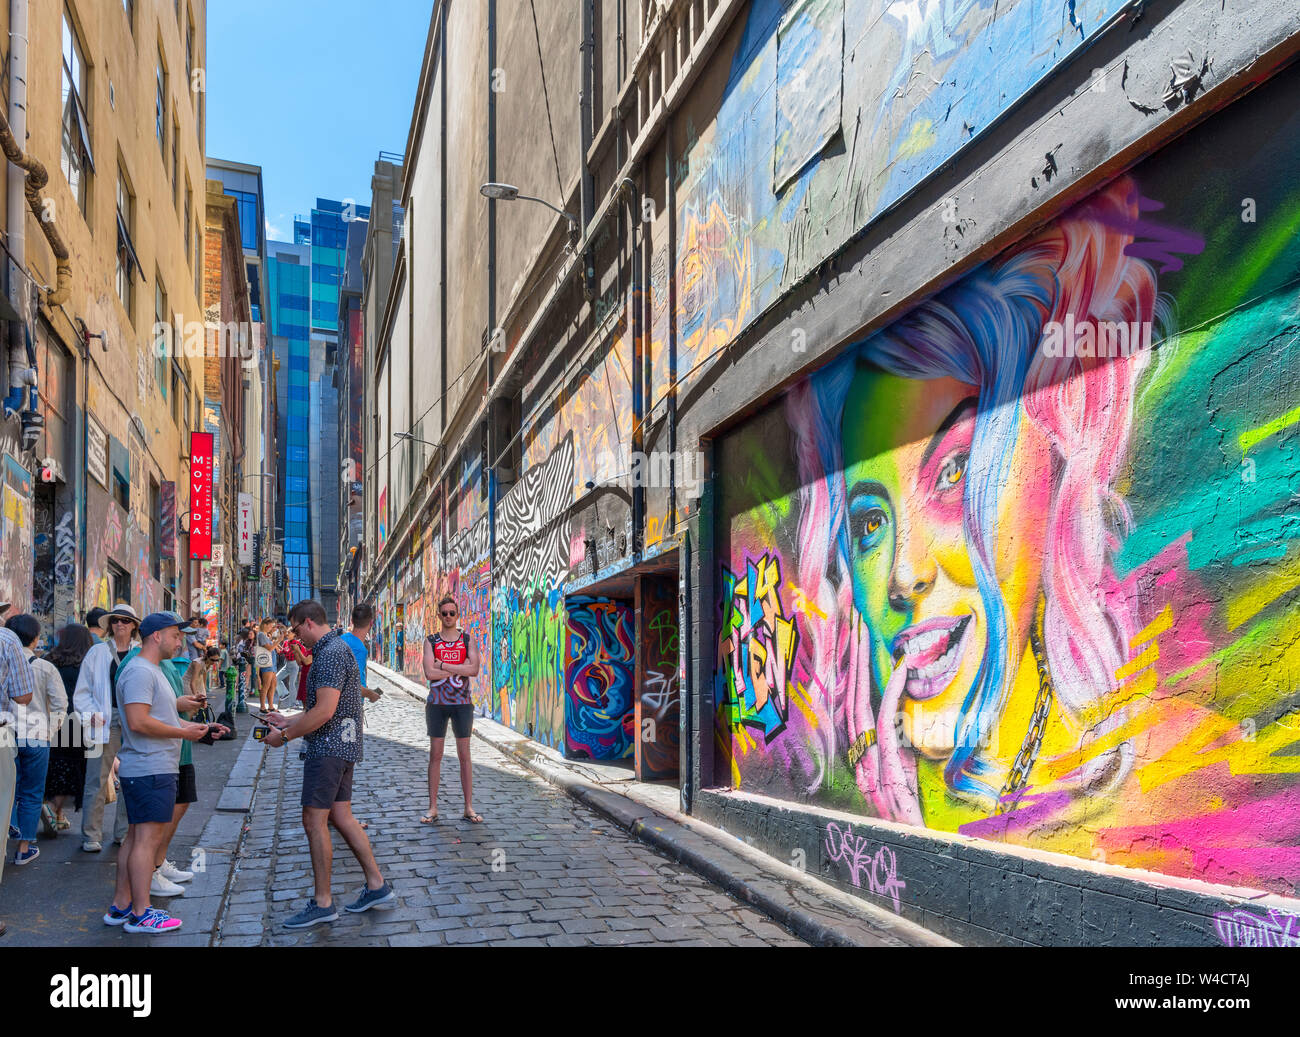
<box><xmin>367</xmin><ymin>662</ymin><xmax>952</xmax><ymax>948</ymax></box>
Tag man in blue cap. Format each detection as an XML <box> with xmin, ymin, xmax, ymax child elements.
<box><xmin>102</xmin><ymin>612</ymin><xmax>221</xmax><ymax>936</ymax></box>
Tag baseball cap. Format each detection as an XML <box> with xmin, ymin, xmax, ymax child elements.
<box><xmin>139</xmin><ymin>611</ymin><xmax>187</xmax><ymax>638</ymax></box>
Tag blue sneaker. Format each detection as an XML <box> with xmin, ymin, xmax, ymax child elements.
<box><xmin>344</xmin><ymin>883</ymin><xmax>396</xmax><ymax>913</ymax></box>
<box><xmin>13</xmin><ymin>846</ymin><xmax>38</xmax><ymax>866</ymax></box>
<box><xmin>103</xmin><ymin>903</ymin><xmax>133</xmax><ymax>927</ymax></box>
<box><xmin>284</xmin><ymin>898</ymin><xmax>339</xmax><ymax>929</ymax></box>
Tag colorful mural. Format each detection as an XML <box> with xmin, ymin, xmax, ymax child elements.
<box><xmin>715</xmin><ymin>64</ymin><xmax>1300</xmax><ymax>898</ymax></box>
<box><xmin>675</xmin><ymin>0</ymin><xmax>1130</xmax><ymax>386</ymax></box>
<box><xmin>493</xmin><ymin>587</ymin><xmax>568</xmax><ymax>748</ymax></box>
<box><xmin>565</xmin><ymin>597</ymin><xmax>636</xmax><ymax>760</ymax></box>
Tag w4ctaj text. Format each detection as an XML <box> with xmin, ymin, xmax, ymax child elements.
<box><xmin>1131</xmin><ymin>974</ymin><xmax>1249</xmax><ymax>989</ymax></box>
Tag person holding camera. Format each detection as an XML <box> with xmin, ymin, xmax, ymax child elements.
<box><xmin>262</xmin><ymin>600</ymin><xmax>393</xmax><ymax>929</ymax></box>
<box><xmin>102</xmin><ymin>613</ymin><xmax>224</xmax><ymax>935</ymax></box>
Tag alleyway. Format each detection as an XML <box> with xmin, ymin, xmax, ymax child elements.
<box><xmin>220</xmin><ymin>691</ymin><xmax>808</xmax><ymax>946</ymax></box>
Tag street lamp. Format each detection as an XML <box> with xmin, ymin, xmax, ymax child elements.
<box><xmin>480</xmin><ymin>182</ymin><xmax>578</xmax><ymax>237</ymax></box>
<box><xmin>395</xmin><ymin>430</ymin><xmax>440</xmax><ymax>449</ymax></box>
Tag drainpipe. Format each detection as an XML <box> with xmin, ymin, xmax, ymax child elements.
<box><xmin>6</xmin><ymin>0</ymin><xmax>29</xmax><ymax>408</ymax></box>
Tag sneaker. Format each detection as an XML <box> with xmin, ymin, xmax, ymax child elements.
<box><xmin>13</xmin><ymin>846</ymin><xmax>38</xmax><ymax>866</ymax></box>
<box><xmin>150</xmin><ymin>869</ymin><xmax>185</xmax><ymax>898</ymax></box>
<box><xmin>158</xmin><ymin>859</ymin><xmax>194</xmax><ymax>883</ymax></box>
<box><xmin>283</xmin><ymin>898</ymin><xmax>339</xmax><ymax>929</ymax></box>
<box><xmin>103</xmin><ymin>903</ymin><xmax>134</xmax><ymax>927</ymax></box>
<box><xmin>344</xmin><ymin>883</ymin><xmax>396</xmax><ymax>913</ymax></box>
<box><xmin>82</xmin><ymin>840</ymin><xmax>102</xmax><ymax>853</ymax></box>
<box><xmin>122</xmin><ymin>907</ymin><xmax>183</xmax><ymax>935</ymax></box>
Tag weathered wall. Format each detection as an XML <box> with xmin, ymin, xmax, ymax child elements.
<box><xmin>712</xmin><ymin>58</ymin><xmax>1300</xmax><ymax>910</ymax></box>
<box><xmin>637</xmin><ymin>572</ymin><xmax>681</xmax><ymax>780</ymax></box>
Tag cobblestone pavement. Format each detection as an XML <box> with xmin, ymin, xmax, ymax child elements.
<box><xmin>217</xmin><ymin>692</ymin><xmax>808</xmax><ymax>946</ymax></box>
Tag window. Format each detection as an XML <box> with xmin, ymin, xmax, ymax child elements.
<box><xmin>171</xmin><ymin>363</ymin><xmax>184</xmax><ymax>427</ymax></box>
<box><xmin>184</xmin><ymin>179</ymin><xmax>192</xmax><ymax>267</ymax></box>
<box><xmin>115</xmin><ymin>167</ymin><xmax>139</xmax><ymax>320</ymax></box>
<box><xmin>185</xmin><ymin>8</ymin><xmax>195</xmax><ymax>83</ymax></box>
<box><xmin>171</xmin><ymin>111</ymin><xmax>179</xmax><ymax>206</ymax></box>
<box><xmin>122</xmin><ymin>0</ymin><xmax>133</xmax><ymax>34</ymax></box>
<box><xmin>195</xmin><ymin>227</ymin><xmax>202</xmax><ymax>301</ymax></box>
<box><xmin>155</xmin><ymin>274</ymin><xmax>168</xmax><ymax>394</ymax></box>
<box><xmin>150</xmin><ymin>480</ymin><xmax>161</xmax><ymax>579</ymax></box>
<box><xmin>60</xmin><ymin>11</ymin><xmax>94</xmax><ymax>217</ymax></box>
<box><xmin>108</xmin><ymin>560</ymin><xmax>130</xmax><ymax>606</ymax></box>
<box><xmin>155</xmin><ymin>44</ymin><xmax>167</xmax><ymax>159</ymax></box>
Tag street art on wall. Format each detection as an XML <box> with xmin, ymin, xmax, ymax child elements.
<box><xmin>715</xmin><ymin>64</ymin><xmax>1300</xmax><ymax>899</ymax></box>
<box><xmin>638</xmin><ymin>573</ymin><xmax>681</xmax><ymax>781</ymax></box>
<box><xmin>493</xmin><ymin>587</ymin><xmax>567</xmax><ymax>748</ymax></box>
<box><xmin>565</xmin><ymin>598</ymin><xmax>636</xmax><ymax>760</ymax></box>
<box><xmin>676</xmin><ymin>0</ymin><xmax>1131</xmax><ymax>385</ymax></box>
<box><xmin>0</xmin><ymin>453</ymin><xmax>34</xmax><ymax>611</ymax></box>
<box><xmin>82</xmin><ymin>490</ymin><xmax>164</xmax><ymax>615</ymax></box>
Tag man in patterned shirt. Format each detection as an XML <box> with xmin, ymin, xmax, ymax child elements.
<box><xmin>264</xmin><ymin>600</ymin><xmax>393</xmax><ymax>929</ymax></box>
<box><xmin>0</xmin><ymin>599</ymin><xmax>36</xmax><ymax>939</ymax></box>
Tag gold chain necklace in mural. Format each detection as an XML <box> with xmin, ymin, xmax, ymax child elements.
<box><xmin>994</xmin><ymin>608</ymin><xmax>1054</xmax><ymax>816</ymax></box>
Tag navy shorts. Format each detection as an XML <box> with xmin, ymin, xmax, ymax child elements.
<box><xmin>121</xmin><ymin>773</ymin><xmax>180</xmax><ymax>825</ymax></box>
<box><xmin>301</xmin><ymin>755</ymin><xmax>355</xmax><ymax>809</ymax></box>
<box><xmin>425</xmin><ymin>702</ymin><xmax>474</xmax><ymax>740</ymax></box>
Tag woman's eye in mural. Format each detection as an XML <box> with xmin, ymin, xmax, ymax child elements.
<box><xmin>849</xmin><ymin>494</ymin><xmax>891</xmax><ymax>554</ymax></box>
<box><xmin>933</xmin><ymin>451</ymin><xmax>968</xmax><ymax>494</ymax></box>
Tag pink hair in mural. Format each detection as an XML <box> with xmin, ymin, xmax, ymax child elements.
<box><xmin>789</xmin><ymin>177</ymin><xmax>1172</xmax><ymax>822</ymax></box>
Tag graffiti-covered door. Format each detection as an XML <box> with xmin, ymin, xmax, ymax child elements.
<box><xmin>636</xmin><ymin>572</ymin><xmax>681</xmax><ymax>781</ymax></box>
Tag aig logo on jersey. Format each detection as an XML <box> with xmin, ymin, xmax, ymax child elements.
<box><xmin>49</xmin><ymin>969</ymin><xmax>152</xmax><ymax>1017</ymax></box>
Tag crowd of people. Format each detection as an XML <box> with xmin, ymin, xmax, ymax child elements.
<box><xmin>0</xmin><ymin>594</ymin><xmax>484</xmax><ymax>938</ymax></box>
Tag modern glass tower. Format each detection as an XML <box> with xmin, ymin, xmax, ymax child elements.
<box><xmin>266</xmin><ymin>198</ymin><xmax>369</xmax><ymax>620</ymax></box>
<box><xmin>266</xmin><ymin>240</ymin><xmax>313</xmax><ymax>606</ymax></box>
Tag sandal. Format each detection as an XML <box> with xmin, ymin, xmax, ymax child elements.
<box><xmin>420</xmin><ymin>813</ymin><xmax>439</xmax><ymax>824</ymax></box>
<box><xmin>463</xmin><ymin>811</ymin><xmax>483</xmax><ymax>824</ymax></box>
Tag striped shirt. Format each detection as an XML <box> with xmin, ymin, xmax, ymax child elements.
<box><xmin>426</xmin><ymin>632</ymin><xmax>471</xmax><ymax>706</ymax></box>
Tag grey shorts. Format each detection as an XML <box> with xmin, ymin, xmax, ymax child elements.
<box><xmin>301</xmin><ymin>755</ymin><xmax>354</xmax><ymax>809</ymax></box>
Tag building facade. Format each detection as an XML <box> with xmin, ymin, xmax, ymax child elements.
<box><xmin>361</xmin><ymin>0</ymin><xmax>1300</xmax><ymax>945</ymax></box>
<box><xmin>1</xmin><ymin>0</ymin><xmax>208</xmax><ymax>636</ymax></box>
<box><xmin>208</xmin><ymin>157</ymin><xmax>278</xmax><ymax>627</ymax></box>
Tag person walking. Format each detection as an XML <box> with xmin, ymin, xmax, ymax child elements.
<box><xmin>421</xmin><ymin>596</ymin><xmax>482</xmax><ymax>824</ymax></box>
<box><xmin>262</xmin><ymin>600</ymin><xmax>393</xmax><ymax>929</ymax></box>
<box><xmin>0</xmin><ymin>599</ymin><xmax>36</xmax><ymax>939</ymax></box>
<box><xmin>73</xmin><ymin>603</ymin><xmax>140</xmax><ymax>852</ymax></box>
<box><xmin>6</xmin><ymin>614</ymin><xmax>66</xmax><ymax>868</ymax></box>
<box><xmin>341</xmin><ymin>604</ymin><xmax>380</xmax><ymax>704</ymax></box>
<box><xmin>44</xmin><ymin>624</ymin><xmax>94</xmax><ymax>832</ymax></box>
<box><xmin>84</xmin><ymin>608</ymin><xmax>108</xmax><ymax>644</ymax></box>
<box><xmin>103</xmin><ymin>612</ymin><xmax>215</xmax><ymax>935</ymax></box>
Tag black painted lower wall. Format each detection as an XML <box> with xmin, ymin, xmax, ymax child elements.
<box><xmin>695</xmin><ymin>789</ymin><xmax>1300</xmax><ymax>947</ymax></box>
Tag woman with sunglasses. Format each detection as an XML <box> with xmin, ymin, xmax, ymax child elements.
<box><xmin>421</xmin><ymin>597</ymin><xmax>482</xmax><ymax>824</ymax></box>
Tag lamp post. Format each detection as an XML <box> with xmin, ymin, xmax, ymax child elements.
<box><xmin>479</xmin><ymin>182</ymin><xmax>578</xmax><ymax>236</ymax></box>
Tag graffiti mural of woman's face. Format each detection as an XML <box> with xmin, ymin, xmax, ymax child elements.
<box><xmin>841</xmin><ymin>367</ymin><xmax>1053</xmax><ymax>760</ymax></box>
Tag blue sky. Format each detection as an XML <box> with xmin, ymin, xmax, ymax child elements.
<box><xmin>206</xmin><ymin>0</ymin><xmax>431</xmax><ymax>243</ymax></box>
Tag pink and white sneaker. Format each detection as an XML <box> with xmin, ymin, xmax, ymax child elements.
<box><xmin>122</xmin><ymin>907</ymin><xmax>183</xmax><ymax>935</ymax></box>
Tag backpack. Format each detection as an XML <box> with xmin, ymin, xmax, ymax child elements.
<box><xmin>215</xmin><ymin>708</ymin><xmax>238</xmax><ymax>740</ymax></box>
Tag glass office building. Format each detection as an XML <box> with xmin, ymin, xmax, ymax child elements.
<box><xmin>265</xmin><ymin>198</ymin><xmax>368</xmax><ymax>620</ymax></box>
<box><xmin>266</xmin><ymin>241</ymin><xmax>313</xmax><ymax>606</ymax></box>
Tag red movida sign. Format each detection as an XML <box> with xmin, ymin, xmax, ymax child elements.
<box><xmin>189</xmin><ymin>431</ymin><xmax>214</xmax><ymax>560</ymax></box>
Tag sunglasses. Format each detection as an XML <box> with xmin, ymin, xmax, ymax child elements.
<box><xmin>440</xmin><ymin>610</ymin><xmax>457</xmax><ymax>618</ymax></box>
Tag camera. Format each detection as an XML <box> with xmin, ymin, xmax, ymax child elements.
<box><xmin>253</xmin><ymin>725</ymin><xmax>271</xmax><ymax>742</ymax></box>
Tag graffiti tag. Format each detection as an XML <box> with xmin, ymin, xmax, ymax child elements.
<box><xmin>823</xmin><ymin>822</ymin><xmax>906</xmax><ymax>913</ymax></box>
<box><xmin>1213</xmin><ymin>907</ymin><xmax>1300</xmax><ymax>948</ymax></box>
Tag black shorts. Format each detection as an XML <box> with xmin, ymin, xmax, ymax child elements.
<box><xmin>425</xmin><ymin>702</ymin><xmax>474</xmax><ymax>740</ymax></box>
<box><xmin>121</xmin><ymin>773</ymin><xmax>180</xmax><ymax>825</ymax></box>
<box><xmin>176</xmin><ymin>763</ymin><xmax>197</xmax><ymax>805</ymax></box>
<box><xmin>301</xmin><ymin>755</ymin><xmax>355</xmax><ymax>809</ymax></box>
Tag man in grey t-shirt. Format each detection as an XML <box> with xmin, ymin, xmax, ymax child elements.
<box><xmin>106</xmin><ymin>612</ymin><xmax>219</xmax><ymax>936</ymax></box>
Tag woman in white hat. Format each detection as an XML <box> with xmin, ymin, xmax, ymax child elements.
<box><xmin>72</xmin><ymin>603</ymin><xmax>140</xmax><ymax>852</ymax></box>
